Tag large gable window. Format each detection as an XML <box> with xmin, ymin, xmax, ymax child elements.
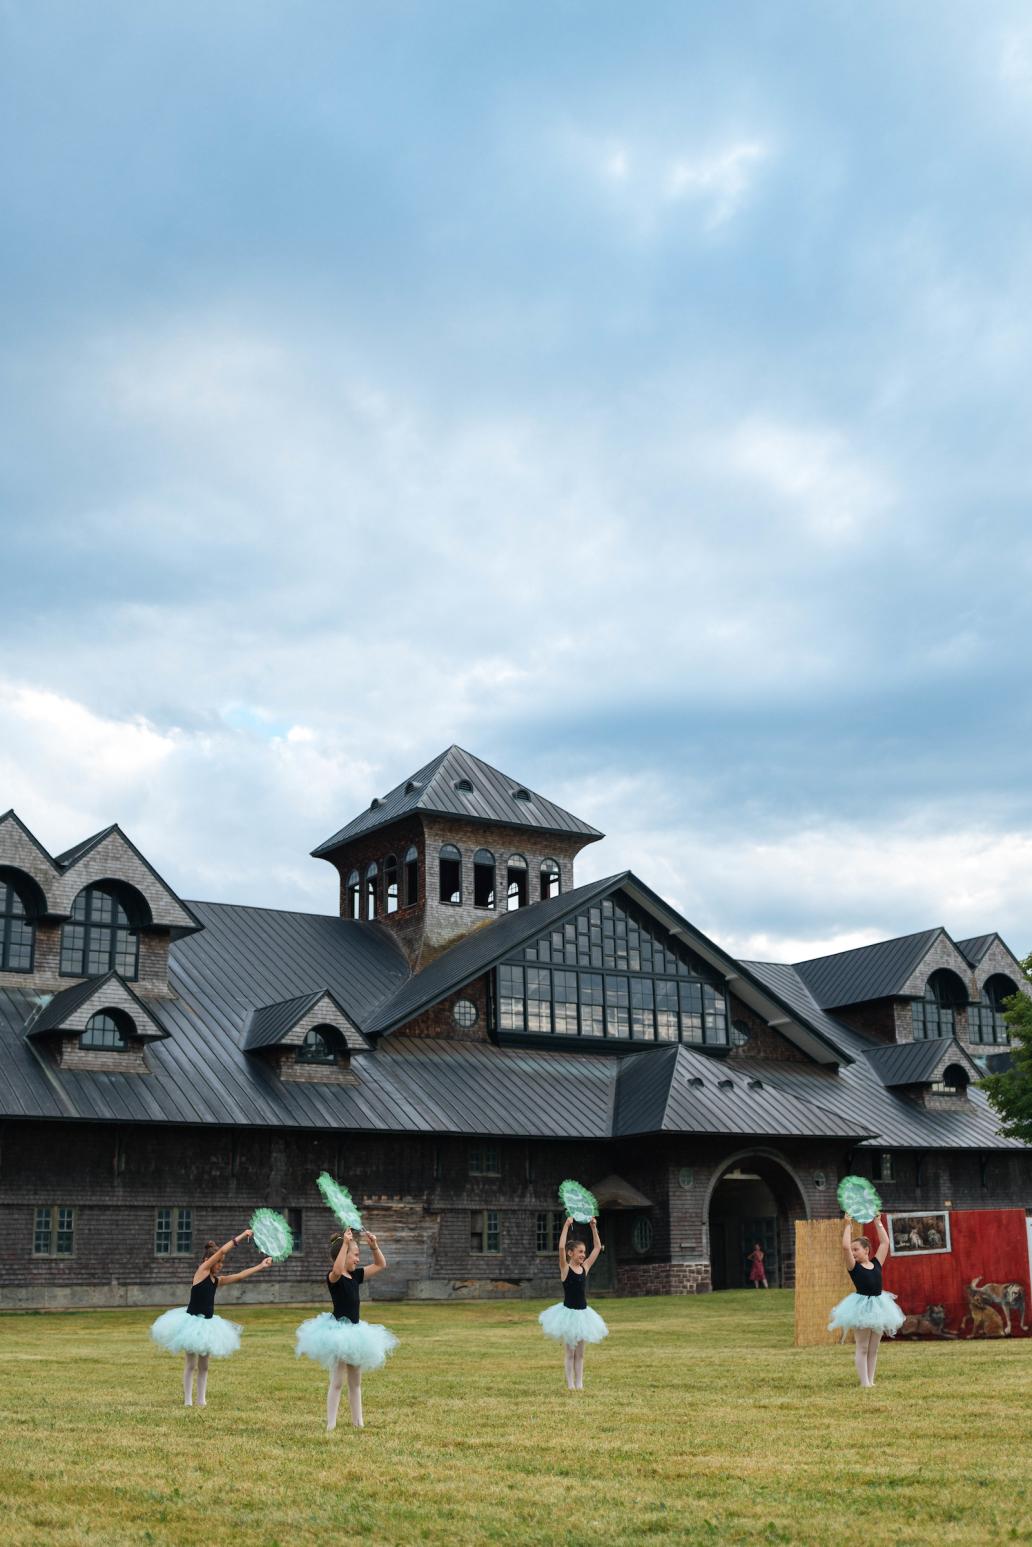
<box><xmin>494</xmin><ymin>895</ymin><xmax>729</xmax><ymax>1044</ymax></box>
<box><xmin>60</xmin><ymin>885</ymin><xmax>139</xmax><ymax>980</ymax></box>
<box><xmin>912</xmin><ymin>970</ymin><xmax>965</xmax><ymax>1040</ymax></box>
<box><xmin>0</xmin><ymin>877</ymin><xmax>34</xmax><ymax>973</ymax></box>
<box><xmin>970</xmin><ymin>976</ymin><xmax>1016</xmax><ymax>1046</ymax></box>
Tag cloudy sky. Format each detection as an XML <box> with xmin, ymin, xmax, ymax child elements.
<box><xmin>2</xmin><ymin>1</ymin><xmax>1031</xmax><ymax>961</ymax></box>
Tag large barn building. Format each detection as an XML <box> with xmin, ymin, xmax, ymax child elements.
<box><xmin>1</xmin><ymin>746</ymin><xmax>1029</xmax><ymax>1309</ymax></box>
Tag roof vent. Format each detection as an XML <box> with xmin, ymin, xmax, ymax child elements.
<box><xmin>404</xmin><ymin>781</ymin><xmax>419</xmax><ymax>795</ymax></box>
<box><xmin>370</xmin><ymin>798</ymin><xmax>382</xmax><ymax>810</ymax></box>
<box><xmin>748</xmin><ymin>1078</ymin><xmax>764</xmax><ymax>1091</ymax></box>
<box><xmin>717</xmin><ymin>1078</ymin><xmax>734</xmax><ymax>1091</ymax></box>
<box><xmin>513</xmin><ymin>787</ymin><xmax>532</xmax><ymax>802</ymax></box>
<box><xmin>453</xmin><ymin>778</ymin><xmax>474</xmax><ymax>794</ymax></box>
<box><xmin>687</xmin><ymin>1075</ymin><xmax>704</xmax><ymax>1088</ymax></box>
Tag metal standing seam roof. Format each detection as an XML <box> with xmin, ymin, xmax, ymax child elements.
<box><xmin>24</xmin><ymin>971</ymin><xmax>170</xmax><ymax>1041</ymax></box>
<box><xmin>955</xmin><ymin>934</ymin><xmax>999</xmax><ymax>966</ymax></box>
<box><xmin>242</xmin><ymin>989</ymin><xmax>359</xmax><ymax>1052</ymax></box>
<box><xmin>792</xmin><ymin>929</ymin><xmax>945</xmax><ymax>1007</ymax></box>
<box><xmin>861</xmin><ymin>1038</ymin><xmax>983</xmax><ymax>1089</ymax></box>
<box><xmin>311</xmin><ymin>745</ymin><xmax>604</xmax><ymax>855</ymax></box>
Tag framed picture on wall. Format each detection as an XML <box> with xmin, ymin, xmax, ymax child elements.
<box><xmin>887</xmin><ymin>1211</ymin><xmax>952</xmax><ymax>1256</ymax></box>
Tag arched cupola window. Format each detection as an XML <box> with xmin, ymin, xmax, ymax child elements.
<box><xmin>506</xmin><ymin>854</ymin><xmax>528</xmax><ymax>911</ymax></box>
<box><xmin>345</xmin><ymin>870</ymin><xmax>360</xmax><ymax>919</ymax></box>
<box><xmin>298</xmin><ymin>1025</ymin><xmax>347</xmax><ymax>1066</ymax></box>
<box><xmin>439</xmin><ymin>844</ymin><xmax>462</xmax><ymax>905</ymax></box>
<box><xmin>972</xmin><ymin>975</ymin><xmax>1017</xmax><ymax>1045</ymax></box>
<box><xmin>60</xmin><ymin>885</ymin><xmax>140</xmax><ymax>980</ymax></box>
<box><xmin>0</xmin><ymin>875</ymin><xmax>35</xmax><ymax>973</ymax></box>
<box><xmin>473</xmin><ymin>850</ymin><xmax>495</xmax><ymax>910</ymax></box>
<box><xmin>365</xmin><ymin>862</ymin><xmax>378</xmax><ymax>921</ymax></box>
<box><xmin>403</xmin><ymin>846</ymin><xmax>419</xmax><ymax>908</ymax></box>
<box><xmin>912</xmin><ymin>969</ymin><xmax>966</xmax><ymax>1040</ymax></box>
<box><xmin>384</xmin><ymin>855</ymin><xmax>399</xmax><ymax>915</ymax></box>
<box><xmin>540</xmin><ymin>859</ymin><xmax>561</xmax><ymax>901</ymax></box>
<box><xmin>80</xmin><ymin>1009</ymin><xmax>132</xmax><ymax>1051</ymax></box>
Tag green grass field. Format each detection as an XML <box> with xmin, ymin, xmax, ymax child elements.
<box><xmin>1</xmin><ymin>1292</ymin><xmax>1030</xmax><ymax>1546</ymax></box>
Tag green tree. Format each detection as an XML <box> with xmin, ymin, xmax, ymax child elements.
<box><xmin>980</xmin><ymin>952</ymin><xmax>1032</xmax><ymax>1141</ymax></box>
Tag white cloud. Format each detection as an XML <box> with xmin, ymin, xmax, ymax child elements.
<box><xmin>665</xmin><ymin>140</ymin><xmax>770</xmax><ymax>229</ymax></box>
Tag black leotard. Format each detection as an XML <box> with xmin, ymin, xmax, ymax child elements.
<box><xmin>849</xmin><ymin>1260</ymin><xmax>883</xmax><ymax>1296</ymax></box>
<box><xmin>186</xmin><ymin>1275</ymin><xmax>218</xmax><ymax>1318</ymax></box>
<box><xmin>328</xmin><ymin>1266</ymin><xmax>365</xmax><ymax>1324</ymax></box>
<box><xmin>562</xmin><ymin>1267</ymin><xmax>588</xmax><ymax>1310</ymax></box>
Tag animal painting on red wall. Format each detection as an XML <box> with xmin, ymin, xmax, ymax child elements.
<box><xmin>886</xmin><ymin>1207</ymin><xmax>1031</xmax><ymax>1340</ymax></box>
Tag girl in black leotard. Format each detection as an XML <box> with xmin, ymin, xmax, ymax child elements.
<box><xmin>149</xmin><ymin>1227</ymin><xmax>273</xmax><ymax>1405</ymax></box>
<box><xmin>827</xmin><ymin>1214</ymin><xmax>905</xmax><ymax>1386</ymax></box>
<box><xmin>538</xmin><ymin>1216</ymin><xmax>608</xmax><ymax>1389</ymax></box>
<box><xmin>295</xmin><ymin>1227</ymin><xmax>398</xmax><ymax>1430</ymax></box>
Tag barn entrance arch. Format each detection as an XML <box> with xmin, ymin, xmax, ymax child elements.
<box><xmin>706</xmin><ymin>1151</ymin><xmax>810</xmax><ymax>1290</ymax></box>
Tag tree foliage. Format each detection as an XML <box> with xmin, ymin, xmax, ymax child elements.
<box><xmin>979</xmin><ymin>952</ymin><xmax>1032</xmax><ymax>1141</ymax></box>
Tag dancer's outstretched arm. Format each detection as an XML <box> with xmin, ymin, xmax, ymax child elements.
<box><xmin>362</xmin><ymin>1231</ymin><xmax>388</xmax><ymax>1279</ymax></box>
<box><xmin>329</xmin><ymin>1228</ymin><xmax>354</xmax><ymax>1284</ymax></box>
<box><xmin>584</xmin><ymin>1217</ymin><xmax>603</xmax><ymax>1271</ymax></box>
<box><xmin>220</xmin><ymin>1255</ymin><xmax>273</xmax><ymax>1285</ymax></box>
<box><xmin>873</xmin><ymin>1215</ymin><xmax>890</xmax><ymax>1266</ymax></box>
<box><xmin>558</xmin><ymin>1216</ymin><xmax>572</xmax><ymax>1281</ymax></box>
<box><xmin>840</xmin><ymin>1217</ymin><xmax>854</xmax><ymax>1271</ymax></box>
<box><xmin>194</xmin><ymin>1227</ymin><xmax>253</xmax><ymax>1284</ymax></box>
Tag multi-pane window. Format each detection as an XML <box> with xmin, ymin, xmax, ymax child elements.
<box><xmin>79</xmin><ymin>1011</ymin><xmax>128</xmax><ymax>1051</ymax></box>
<box><xmin>499</xmin><ymin>964</ymin><xmax>526</xmax><ymax>1031</ymax></box>
<box><xmin>970</xmin><ymin>977</ymin><xmax>1016</xmax><ymax>1045</ymax></box>
<box><xmin>877</xmin><ymin>1153</ymin><xmax>894</xmax><ymax>1182</ymax></box>
<box><xmin>540</xmin><ymin>860</ymin><xmax>561</xmax><ymax>901</ymax></box>
<box><xmin>155</xmin><ymin>1206</ymin><xmax>193</xmax><ymax>1255</ymax></box>
<box><xmin>655</xmin><ymin>978</ymin><xmax>679</xmax><ymax>1040</ymax></box>
<box><xmin>384</xmin><ymin>855</ymin><xmax>399</xmax><ymax>915</ymax></box>
<box><xmin>470</xmin><ymin>1209</ymin><xmax>500</xmax><ymax>1253</ymax></box>
<box><xmin>346</xmin><ymin>870</ymin><xmax>360</xmax><ymax>919</ymax></box>
<box><xmin>439</xmin><ymin>845</ymin><xmax>462</xmax><ymax>905</ymax></box>
<box><xmin>912</xmin><ymin>971</ymin><xmax>964</xmax><ymax>1040</ymax></box>
<box><xmin>469</xmin><ymin>1144</ymin><xmax>500</xmax><ymax>1175</ymax></box>
<box><xmin>403</xmin><ymin>847</ymin><xmax>419</xmax><ymax>907</ymax></box>
<box><xmin>60</xmin><ymin>885</ymin><xmax>139</xmax><ymax>979</ymax></box>
<box><xmin>473</xmin><ymin>850</ymin><xmax>496</xmax><ymax>909</ymax></box>
<box><xmin>0</xmin><ymin>878</ymin><xmax>34</xmax><ymax>972</ymax></box>
<box><xmin>297</xmin><ymin>1027</ymin><xmax>338</xmax><ymax>1064</ymax></box>
<box><xmin>536</xmin><ymin>1211</ymin><xmax>564</xmax><ymax>1253</ymax></box>
<box><xmin>34</xmin><ymin>1205</ymin><xmax>75</xmax><ymax>1256</ymax></box>
<box><xmin>526</xmin><ymin>967</ymin><xmax>552</xmax><ymax>1033</ymax></box>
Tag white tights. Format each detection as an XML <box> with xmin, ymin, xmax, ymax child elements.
<box><xmin>563</xmin><ymin>1341</ymin><xmax>586</xmax><ymax>1390</ymax></box>
<box><xmin>853</xmin><ymin>1328</ymin><xmax>882</xmax><ymax>1387</ymax></box>
<box><xmin>183</xmin><ymin>1354</ymin><xmax>209</xmax><ymax>1406</ymax></box>
<box><xmin>327</xmin><ymin>1362</ymin><xmax>363</xmax><ymax>1430</ymax></box>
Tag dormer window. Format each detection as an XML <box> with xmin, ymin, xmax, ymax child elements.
<box><xmin>384</xmin><ymin>855</ymin><xmax>399</xmax><ymax>915</ymax></box>
<box><xmin>439</xmin><ymin>845</ymin><xmax>462</xmax><ymax>905</ymax></box>
<box><xmin>931</xmin><ymin>1063</ymin><xmax>970</xmax><ymax>1097</ymax></box>
<box><xmin>1</xmin><ymin>876</ymin><xmax>34</xmax><ymax>972</ymax></box>
<box><xmin>297</xmin><ymin>1026</ymin><xmax>346</xmax><ymax>1065</ymax></box>
<box><xmin>345</xmin><ymin>870</ymin><xmax>360</xmax><ymax>919</ymax></box>
<box><xmin>506</xmin><ymin>854</ymin><xmax>528</xmax><ymax>911</ymax></box>
<box><xmin>60</xmin><ymin>885</ymin><xmax>139</xmax><ymax>980</ymax></box>
<box><xmin>80</xmin><ymin>1010</ymin><xmax>130</xmax><ymax>1051</ymax></box>
<box><xmin>540</xmin><ymin>859</ymin><xmax>561</xmax><ymax>901</ymax></box>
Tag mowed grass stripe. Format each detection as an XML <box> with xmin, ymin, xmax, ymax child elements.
<box><xmin>0</xmin><ymin>1292</ymin><xmax>1029</xmax><ymax>1546</ymax></box>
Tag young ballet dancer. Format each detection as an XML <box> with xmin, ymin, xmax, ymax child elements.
<box><xmin>827</xmin><ymin>1213</ymin><xmax>905</xmax><ymax>1386</ymax></box>
<box><xmin>150</xmin><ymin>1227</ymin><xmax>274</xmax><ymax>1405</ymax></box>
<box><xmin>747</xmin><ymin>1242</ymin><xmax>768</xmax><ymax>1289</ymax></box>
<box><xmin>295</xmin><ymin>1227</ymin><xmax>398</xmax><ymax>1431</ymax></box>
<box><xmin>538</xmin><ymin>1216</ymin><xmax>608</xmax><ymax>1390</ymax></box>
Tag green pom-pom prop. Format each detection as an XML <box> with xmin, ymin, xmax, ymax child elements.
<box><xmin>558</xmin><ymin>1179</ymin><xmax>598</xmax><ymax>1224</ymax></box>
<box><xmin>316</xmin><ymin>1172</ymin><xmax>363</xmax><ymax>1230</ymax></box>
<box><xmin>837</xmin><ymin>1175</ymin><xmax>882</xmax><ymax>1224</ymax></box>
<box><xmin>249</xmin><ymin>1207</ymin><xmax>293</xmax><ymax>1262</ymax></box>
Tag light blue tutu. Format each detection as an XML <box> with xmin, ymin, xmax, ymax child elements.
<box><xmin>828</xmin><ymin>1291</ymin><xmax>906</xmax><ymax>1337</ymax></box>
<box><xmin>150</xmin><ymin>1306</ymin><xmax>242</xmax><ymax>1358</ymax></box>
<box><xmin>538</xmin><ymin>1303</ymin><xmax>609</xmax><ymax>1348</ymax></box>
<box><xmin>295</xmin><ymin>1313</ymin><xmax>399</xmax><ymax>1372</ymax></box>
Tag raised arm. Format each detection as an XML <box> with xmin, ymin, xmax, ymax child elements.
<box><xmin>840</xmin><ymin>1216</ymin><xmax>855</xmax><ymax>1272</ymax></box>
<box><xmin>220</xmin><ymin>1256</ymin><xmax>274</xmax><ymax>1285</ymax></box>
<box><xmin>362</xmin><ymin>1230</ymin><xmax>388</xmax><ymax>1280</ymax></box>
<box><xmin>873</xmin><ymin>1215</ymin><xmax>890</xmax><ymax>1266</ymax></box>
<box><xmin>328</xmin><ymin>1227</ymin><xmax>353</xmax><ymax>1284</ymax></box>
<box><xmin>558</xmin><ymin>1216</ymin><xmax>572</xmax><ymax>1281</ymax></box>
<box><xmin>194</xmin><ymin>1227</ymin><xmax>252</xmax><ymax>1283</ymax></box>
<box><xmin>584</xmin><ymin>1217</ymin><xmax>603</xmax><ymax>1272</ymax></box>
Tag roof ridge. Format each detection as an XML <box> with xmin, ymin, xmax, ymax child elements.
<box><xmin>793</xmin><ymin>926</ymin><xmax>944</xmax><ymax>970</ymax></box>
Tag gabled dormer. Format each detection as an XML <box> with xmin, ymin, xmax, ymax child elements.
<box><xmin>862</xmin><ymin>1038</ymin><xmax>984</xmax><ymax>1109</ymax></box>
<box><xmin>0</xmin><ymin>811</ymin><xmax>201</xmax><ymax>997</ymax></box>
<box><xmin>243</xmin><ymin>989</ymin><xmax>368</xmax><ymax>1083</ymax></box>
<box><xmin>311</xmin><ymin>746</ymin><xmax>602</xmax><ymax>965</ymax></box>
<box><xmin>23</xmin><ymin>970</ymin><xmax>169</xmax><ymax>1073</ymax></box>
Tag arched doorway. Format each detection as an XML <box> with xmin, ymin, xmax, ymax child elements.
<box><xmin>706</xmin><ymin>1152</ymin><xmax>809</xmax><ymax>1290</ymax></box>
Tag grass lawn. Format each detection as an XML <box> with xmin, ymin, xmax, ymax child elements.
<box><xmin>1</xmin><ymin>1290</ymin><xmax>1030</xmax><ymax>1546</ymax></box>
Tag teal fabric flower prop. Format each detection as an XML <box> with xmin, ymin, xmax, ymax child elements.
<box><xmin>558</xmin><ymin>1179</ymin><xmax>599</xmax><ymax>1223</ymax></box>
<box><xmin>249</xmin><ymin>1207</ymin><xmax>293</xmax><ymax>1262</ymax></box>
<box><xmin>836</xmin><ymin>1175</ymin><xmax>882</xmax><ymax>1223</ymax></box>
<box><xmin>316</xmin><ymin>1172</ymin><xmax>363</xmax><ymax>1230</ymax></box>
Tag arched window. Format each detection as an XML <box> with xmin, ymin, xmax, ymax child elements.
<box><xmin>0</xmin><ymin>876</ymin><xmax>35</xmax><ymax>973</ymax></box>
<box><xmin>365</xmin><ymin>862</ymin><xmax>378</xmax><ymax>921</ymax></box>
<box><xmin>972</xmin><ymin>975</ymin><xmax>1017</xmax><ymax>1045</ymax></box>
<box><xmin>80</xmin><ymin>1010</ymin><xmax>130</xmax><ymax>1051</ymax></box>
<box><xmin>439</xmin><ymin>844</ymin><xmax>462</xmax><ymax>905</ymax></box>
<box><xmin>403</xmin><ymin>846</ymin><xmax>419</xmax><ymax>908</ymax></box>
<box><xmin>540</xmin><ymin>859</ymin><xmax>561</xmax><ymax>901</ymax></box>
<box><xmin>912</xmin><ymin>970</ymin><xmax>965</xmax><ymax>1040</ymax></box>
<box><xmin>345</xmin><ymin>870</ymin><xmax>360</xmax><ymax>919</ymax></box>
<box><xmin>473</xmin><ymin>849</ymin><xmax>495</xmax><ymax>910</ymax></box>
<box><xmin>931</xmin><ymin>1062</ymin><xmax>970</xmax><ymax>1096</ymax></box>
<box><xmin>506</xmin><ymin>854</ymin><xmax>528</xmax><ymax>911</ymax></box>
<box><xmin>60</xmin><ymin>885</ymin><xmax>139</xmax><ymax>979</ymax></box>
<box><xmin>297</xmin><ymin>1025</ymin><xmax>345</xmax><ymax>1065</ymax></box>
<box><xmin>384</xmin><ymin>855</ymin><xmax>399</xmax><ymax>915</ymax></box>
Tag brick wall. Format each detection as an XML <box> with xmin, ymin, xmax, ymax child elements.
<box><xmin>397</xmin><ymin>975</ymin><xmax>491</xmax><ymax>1041</ymax></box>
<box><xmin>832</xmin><ymin>998</ymin><xmax>900</xmax><ymax>1043</ymax></box>
<box><xmin>728</xmin><ymin>995</ymin><xmax>808</xmax><ymax>1061</ymax></box>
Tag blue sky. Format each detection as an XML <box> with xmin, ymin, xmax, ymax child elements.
<box><xmin>2</xmin><ymin>1</ymin><xmax>1031</xmax><ymax>960</ymax></box>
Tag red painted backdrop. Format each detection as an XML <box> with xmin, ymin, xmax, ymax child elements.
<box><xmin>882</xmin><ymin>1208</ymin><xmax>1031</xmax><ymax>1338</ymax></box>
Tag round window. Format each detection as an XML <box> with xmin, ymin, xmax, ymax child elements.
<box><xmin>677</xmin><ymin>1166</ymin><xmax>694</xmax><ymax>1190</ymax></box>
<box><xmin>813</xmin><ymin>1170</ymin><xmax>827</xmax><ymax>1190</ymax></box>
<box><xmin>631</xmin><ymin>1215</ymin><xmax>654</xmax><ymax>1254</ymax></box>
<box><xmin>452</xmin><ymin>999</ymin><xmax>478</xmax><ymax>1030</ymax></box>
